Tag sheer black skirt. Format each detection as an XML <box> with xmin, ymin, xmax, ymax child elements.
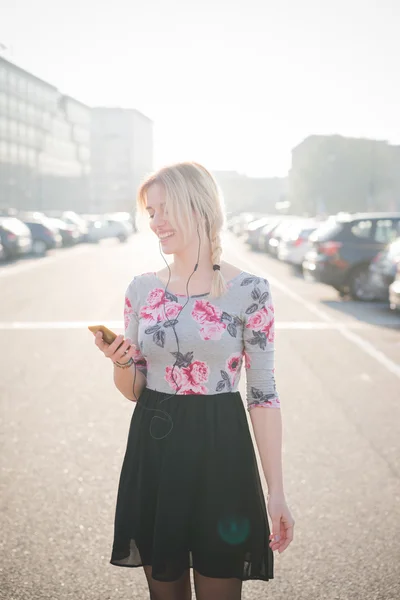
<box><xmin>110</xmin><ymin>387</ymin><xmax>274</xmax><ymax>582</ymax></box>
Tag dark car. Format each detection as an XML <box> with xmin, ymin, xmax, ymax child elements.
<box><xmin>0</xmin><ymin>217</ymin><xmax>32</xmax><ymax>260</ymax></box>
<box><xmin>302</xmin><ymin>212</ymin><xmax>400</xmax><ymax>300</ymax></box>
<box><xmin>369</xmin><ymin>237</ymin><xmax>400</xmax><ymax>301</ymax></box>
<box><xmin>20</xmin><ymin>214</ymin><xmax>63</xmax><ymax>256</ymax></box>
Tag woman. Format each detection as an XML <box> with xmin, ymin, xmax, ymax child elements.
<box><xmin>94</xmin><ymin>162</ymin><xmax>294</xmax><ymax>600</ymax></box>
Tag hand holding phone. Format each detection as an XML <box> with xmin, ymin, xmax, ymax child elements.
<box><xmin>88</xmin><ymin>324</ymin><xmax>118</xmax><ymax>345</ymax></box>
<box><xmin>89</xmin><ymin>324</ymin><xmax>136</xmax><ymax>365</ymax></box>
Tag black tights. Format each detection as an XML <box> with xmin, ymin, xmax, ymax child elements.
<box><xmin>143</xmin><ymin>566</ymin><xmax>243</xmax><ymax>600</ymax></box>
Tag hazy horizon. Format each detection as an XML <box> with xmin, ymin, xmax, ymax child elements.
<box><xmin>1</xmin><ymin>0</ymin><xmax>399</xmax><ymax>177</ymax></box>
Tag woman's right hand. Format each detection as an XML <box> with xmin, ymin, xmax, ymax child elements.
<box><xmin>94</xmin><ymin>332</ymin><xmax>137</xmax><ymax>365</ymax></box>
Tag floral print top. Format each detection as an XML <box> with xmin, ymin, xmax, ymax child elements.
<box><xmin>124</xmin><ymin>271</ymin><xmax>280</xmax><ymax>411</ymax></box>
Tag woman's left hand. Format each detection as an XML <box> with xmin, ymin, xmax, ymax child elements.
<box><xmin>267</xmin><ymin>493</ymin><xmax>295</xmax><ymax>553</ymax></box>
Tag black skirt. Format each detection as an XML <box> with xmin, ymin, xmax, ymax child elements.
<box><xmin>110</xmin><ymin>387</ymin><xmax>274</xmax><ymax>582</ymax></box>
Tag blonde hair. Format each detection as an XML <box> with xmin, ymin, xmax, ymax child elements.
<box><xmin>138</xmin><ymin>162</ymin><xmax>227</xmax><ymax>298</ymax></box>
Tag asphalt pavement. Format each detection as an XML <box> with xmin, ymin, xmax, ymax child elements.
<box><xmin>1</xmin><ymin>231</ymin><xmax>400</xmax><ymax>600</ymax></box>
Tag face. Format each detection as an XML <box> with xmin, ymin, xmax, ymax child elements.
<box><xmin>145</xmin><ymin>183</ymin><xmax>185</xmax><ymax>254</ymax></box>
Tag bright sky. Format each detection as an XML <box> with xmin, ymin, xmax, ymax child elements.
<box><xmin>1</xmin><ymin>0</ymin><xmax>399</xmax><ymax>176</ymax></box>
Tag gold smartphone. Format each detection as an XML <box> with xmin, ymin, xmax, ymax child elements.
<box><xmin>88</xmin><ymin>324</ymin><xmax>119</xmax><ymax>345</ymax></box>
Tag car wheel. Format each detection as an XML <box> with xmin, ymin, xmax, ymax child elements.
<box><xmin>32</xmin><ymin>239</ymin><xmax>47</xmax><ymax>256</ymax></box>
<box><xmin>117</xmin><ymin>234</ymin><xmax>127</xmax><ymax>243</ymax></box>
<box><xmin>349</xmin><ymin>266</ymin><xmax>377</xmax><ymax>301</ymax></box>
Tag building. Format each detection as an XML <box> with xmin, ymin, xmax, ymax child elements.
<box><xmin>90</xmin><ymin>107</ymin><xmax>153</xmax><ymax>214</ymax></box>
<box><xmin>0</xmin><ymin>56</ymin><xmax>91</xmax><ymax>212</ymax></box>
<box><xmin>212</xmin><ymin>170</ymin><xmax>288</xmax><ymax>215</ymax></box>
<box><xmin>289</xmin><ymin>135</ymin><xmax>400</xmax><ymax>215</ymax></box>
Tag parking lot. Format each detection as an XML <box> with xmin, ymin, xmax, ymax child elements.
<box><xmin>1</xmin><ymin>229</ymin><xmax>400</xmax><ymax>600</ymax></box>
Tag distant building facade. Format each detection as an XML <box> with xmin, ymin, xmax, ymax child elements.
<box><xmin>213</xmin><ymin>170</ymin><xmax>288</xmax><ymax>215</ymax></box>
<box><xmin>0</xmin><ymin>57</ymin><xmax>91</xmax><ymax>212</ymax></box>
<box><xmin>289</xmin><ymin>135</ymin><xmax>400</xmax><ymax>216</ymax></box>
<box><xmin>90</xmin><ymin>107</ymin><xmax>153</xmax><ymax>214</ymax></box>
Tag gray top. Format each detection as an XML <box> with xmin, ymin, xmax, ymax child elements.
<box><xmin>124</xmin><ymin>270</ymin><xmax>280</xmax><ymax>410</ymax></box>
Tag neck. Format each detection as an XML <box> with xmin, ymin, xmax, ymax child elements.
<box><xmin>170</xmin><ymin>239</ymin><xmax>214</xmax><ymax>282</ymax></box>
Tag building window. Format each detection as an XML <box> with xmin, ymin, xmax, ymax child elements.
<box><xmin>19</xmin><ymin>146</ymin><xmax>27</xmax><ymax>162</ymax></box>
<box><xmin>9</xmin><ymin>143</ymin><xmax>18</xmax><ymax>161</ymax></box>
<box><xmin>18</xmin><ymin>76</ymin><xmax>27</xmax><ymax>95</ymax></box>
<box><xmin>0</xmin><ymin>116</ymin><xmax>7</xmax><ymax>134</ymax></box>
<box><xmin>9</xmin><ymin>120</ymin><xmax>18</xmax><ymax>137</ymax></box>
<box><xmin>9</xmin><ymin>72</ymin><xmax>17</xmax><ymax>90</ymax></box>
<box><xmin>19</xmin><ymin>123</ymin><xmax>27</xmax><ymax>141</ymax></box>
<box><xmin>0</xmin><ymin>91</ymin><xmax>6</xmax><ymax>110</ymax></box>
<box><xmin>0</xmin><ymin>140</ymin><xmax>7</xmax><ymax>160</ymax></box>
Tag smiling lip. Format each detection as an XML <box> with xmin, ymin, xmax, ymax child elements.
<box><xmin>158</xmin><ymin>231</ymin><xmax>175</xmax><ymax>240</ymax></box>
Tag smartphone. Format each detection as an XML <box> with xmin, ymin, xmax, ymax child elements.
<box><xmin>88</xmin><ymin>324</ymin><xmax>119</xmax><ymax>345</ymax></box>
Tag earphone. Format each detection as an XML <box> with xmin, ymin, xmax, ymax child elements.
<box><xmin>131</xmin><ymin>226</ymin><xmax>202</xmax><ymax>440</ymax></box>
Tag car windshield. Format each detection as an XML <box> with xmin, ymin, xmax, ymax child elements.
<box><xmin>0</xmin><ymin>217</ymin><xmax>30</xmax><ymax>235</ymax></box>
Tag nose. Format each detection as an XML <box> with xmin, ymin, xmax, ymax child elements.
<box><xmin>153</xmin><ymin>211</ymin><xmax>167</xmax><ymax>228</ymax></box>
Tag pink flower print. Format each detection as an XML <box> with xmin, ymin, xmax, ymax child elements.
<box><xmin>200</xmin><ymin>321</ymin><xmax>226</xmax><ymax>341</ymax></box>
<box><xmin>140</xmin><ymin>287</ymin><xmax>182</xmax><ymax>324</ymax></box>
<box><xmin>192</xmin><ymin>300</ymin><xmax>223</xmax><ymax>325</ymax></box>
<box><xmin>191</xmin><ymin>299</ymin><xmax>227</xmax><ymax>340</ymax></box>
<box><xmin>243</xmin><ymin>350</ymin><xmax>251</xmax><ymax>370</ymax></box>
<box><xmin>187</xmin><ymin>360</ymin><xmax>210</xmax><ymax>385</ymax></box>
<box><xmin>227</xmin><ymin>353</ymin><xmax>242</xmax><ymax>374</ymax></box>
<box><xmin>124</xmin><ymin>296</ymin><xmax>134</xmax><ymax>330</ymax></box>
<box><xmin>165</xmin><ymin>360</ymin><xmax>209</xmax><ymax>394</ymax></box>
<box><xmin>140</xmin><ymin>304</ymin><xmax>162</xmax><ymax>324</ymax></box>
<box><xmin>164</xmin><ymin>301</ymin><xmax>182</xmax><ymax>321</ymax></box>
<box><xmin>246</xmin><ymin>306</ymin><xmax>275</xmax><ymax>342</ymax></box>
<box><xmin>147</xmin><ymin>288</ymin><xmax>165</xmax><ymax>308</ymax></box>
<box><xmin>165</xmin><ymin>365</ymin><xmax>189</xmax><ymax>391</ymax></box>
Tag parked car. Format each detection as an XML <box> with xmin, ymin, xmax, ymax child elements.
<box><xmin>389</xmin><ymin>267</ymin><xmax>400</xmax><ymax>311</ymax></box>
<box><xmin>268</xmin><ymin>218</ymin><xmax>301</xmax><ymax>257</ymax></box>
<box><xmin>85</xmin><ymin>214</ymin><xmax>134</xmax><ymax>243</ymax></box>
<box><xmin>0</xmin><ymin>216</ymin><xmax>32</xmax><ymax>260</ymax></box>
<box><xmin>46</xmin><ymin>211</ymin><xmax>88</xmax><ymax>242</ymax></box>
<box><xmin>20</xmin><ymin>213</ymin><xmax>63</xmax><ymax>256</ymax></box>
<box><xmin>47</xmin><ymin>217</ymin><xmax>81</xmax><ymax>246</ymax></box>
<box><xmin>369</xmin><ymin>237</ymin><xmax>400</xmax><ymax>301</ymax></box>
<box><xmin>0</xmin><ymin>238</ymin><xmax>5</xmax><ymax>261</ymax></box>
<box><xmin>101</xmin><ymin>215</ymin><xmax>134</xmax><ymax>242</ymax></box>
<box><xmin>231</xmin><ymin>212</ymin><xmax>263</xmax><ymax>236</ymax></box>
<box><xmin>85</xmin><ymin>217</ymin><xmax>104</xmax><ymax>243</ymax></box>
<box><xmin>257</xmin><ymin>220</ymin><xmax>282</xmax><ymax>252</ymax></box>
<box><xmin>302</xmin><ymin>212</ymin><xmax>400</xmax><ymax>300</ymax></box>
<box><xmin>246</xmin><ymin>216</ymin><xmax>272</xmax><ymax>250</ymax></box>
<box><xmin>278</xmin><ymin>220</ymin><xmax>320</xmax><ymax>266</ymax></box>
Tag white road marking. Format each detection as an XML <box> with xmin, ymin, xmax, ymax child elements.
<box><xmin>228</xmin><ymin>244</ymin><xmax>400</xmax><ymax>379</ymax></box>
<box><xmin>0</xmin><ymin>321</ymin><xmax>124</xmax><ymax>330</ymax></box>
<box><xmin>0</xmin><ymin>320</ymin><xmax>392</xmax><ymax>331</ymax></box>
<box><xmin>336</xmin><ymin>324</ymin><xmax>400</xmax><ymax>379</ymax></box>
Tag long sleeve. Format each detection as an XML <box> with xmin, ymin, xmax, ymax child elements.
<box><xmin>124</xmin><ymin>278</ymin><xmax>148</xmax><ymax>377</ymax></box>
<box><xmin>242</xmin><ymin>276</ymin><xmax>280</xmax><ymax>411</ymax></box>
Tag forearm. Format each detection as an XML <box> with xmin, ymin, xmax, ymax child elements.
<box><xmin>250</xmin><ymin>407</ymin><xmax>284</xmax><ymax>496</ymax></box>
<box><xmin>113</xmin><ymin>363</ymin><xmax>146</xmax><ymax>402</ymax></box>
